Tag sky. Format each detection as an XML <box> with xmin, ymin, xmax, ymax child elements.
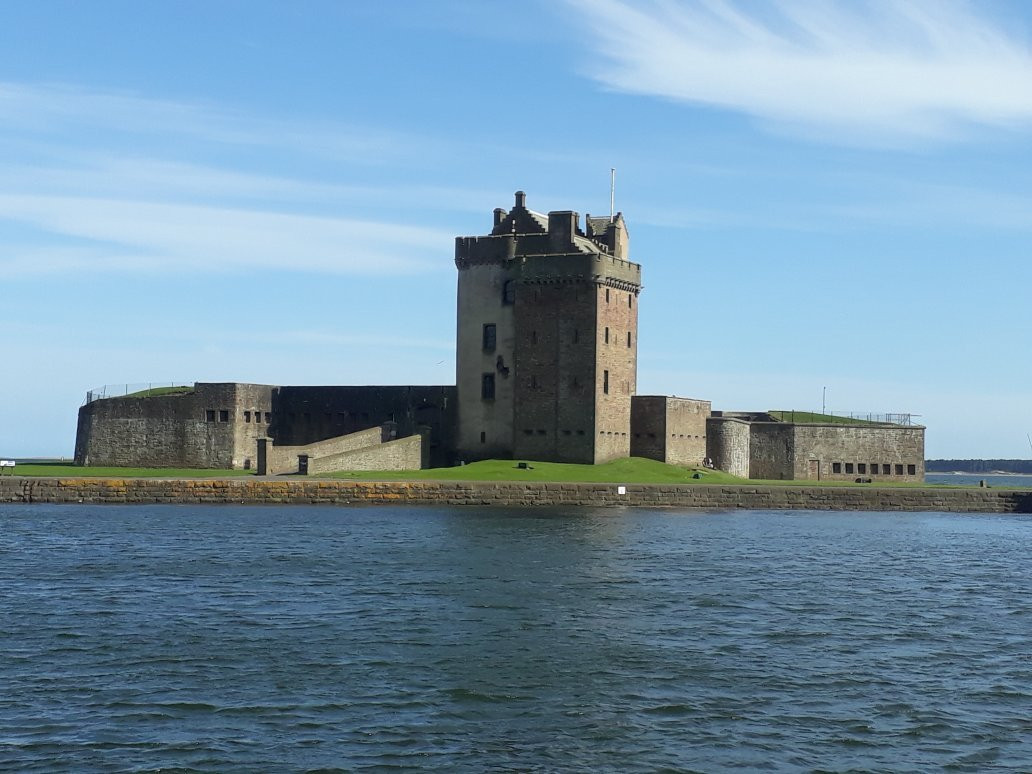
<box><xmin>2</xmin><ymin>0</ymin><xmax>1031</xmax><ymax>459</ymax></box>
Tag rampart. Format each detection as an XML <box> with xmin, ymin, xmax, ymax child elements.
<box><xmin>1</xmin><ymin>478</ymin><xmax>1029</xmax><ymax>513</ymax></box>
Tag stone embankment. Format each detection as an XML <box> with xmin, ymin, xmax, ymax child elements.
<box><xmin>1</xmin><ymin>478</ymin><xmax>1030</xmax><ymax>512</ymax></box>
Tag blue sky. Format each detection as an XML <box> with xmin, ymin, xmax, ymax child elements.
<box><xmin>2</xmin><ymin>0</ymin><xmax>1031</xmax><ymax>459</ymax></box>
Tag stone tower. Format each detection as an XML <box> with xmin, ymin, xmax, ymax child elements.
<box><xmin>454</xmin><ymin>191</ymin><xmax>641</xmax><ymax>464</ymax></box>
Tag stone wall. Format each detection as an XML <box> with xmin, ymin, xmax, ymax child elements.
<box><xmin>748</xmin><ymin>423</ymin><xmax>795</xmax><ymax>480</ymax></box>
<box><xmin>75</xmin><ymin>383</ymin><xmax>273</xmax><ymax>469</ymax></box>
<box><xmin>631</xmin><ymin>396</ymin><xmax>710</xmax><ymax>466</ymax></box>
<box><xmin>706</xmin><ymin>417</ymin><xmax>750</xmax><ymax>478</ymax></box>
<box><xmin>790</xmin><ymin>424</ymin><xmax>925</xmax><ymax>482</ymax></box>
<box><xmin>2</xmin><ymin>477</ymin><xmax>1029</xmax><ymax>513</ymax></box>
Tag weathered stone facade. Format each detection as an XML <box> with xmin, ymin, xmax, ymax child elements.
<box><xmin>631</xmin><ymin>396</ymin><xmax>711</xmax><ymax>466</ymax></box>
<box><xmin>455</xmin><ymin>192</ymin><xmax>641</xmax><ymax>463</ymax></box>
<box><xmin>75</xmin><ymin>383</ymin><xmax>273</xmax><ymax>469</ymax></box>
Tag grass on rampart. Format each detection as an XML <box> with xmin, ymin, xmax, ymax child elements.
<box><xmin>768</xmin><ymin>411</ymin><xmax>877</xmax><ymax>425</ymax></box>
<box><xmin>4</xmin><ymin>462</ymin><xmax>254</xmax><ymax>478</ymax></box>
<box><xmin>323</xmin><ymin>457</ymin><xmax>741</xmax><ymax>484</ymax></box>
<box><xmin>124</xmin><ymin>386</ymin><xmax>194</xmax><ymax>398</ymax></box>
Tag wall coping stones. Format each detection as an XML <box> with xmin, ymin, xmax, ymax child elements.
<box><xmin>0</xmin><ymin>477</ymin><xmax>1030</xmax><ymax>512</ymax></box>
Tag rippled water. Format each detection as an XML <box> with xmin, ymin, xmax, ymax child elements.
<box><xmin>2</xmin><ymin>505</ymin><xmax>1031</xmax><ymax>772</ymax></box>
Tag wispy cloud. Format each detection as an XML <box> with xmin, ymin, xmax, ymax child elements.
<box><xmin>0</xmin><ymin>195</ymin><xmax>452</xmax><ymax>277</ymax></box>
<box><xmin>567</xmin><ymin>0</ymin><xmax>1032</xmax><ymax>143</ymax></box>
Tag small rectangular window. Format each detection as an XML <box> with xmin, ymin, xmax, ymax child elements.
<box><xmin>480</xmin><ymin>431</ymin><xmax>486</xmax><ymax>443</ymax></box>
<box><xmin>205</xmin><ymin>410</ymin><xmax>216</xmax><ymax>422</ymax></box>
<box><xmin>265</xmin><ymin>412</ymin><xmax>271</xmax><ymax>423</ymax></box>
<box><xmin>832</xmin><ymin>462</ymin><xmax>842</xmax><ymax>474</ymax></box>
<box><xmin>502</xmin><ymin>280</ymin><xmax>516</xmax><ymax>304</ymax></box>
<box><xmin>882</xmin><ymin>464</ymin><xmax>891</xmax><ymax>475</ymax></box>
<box><xmin>895</xmin><ymin>464</ymin><xmax>904</xmax><ymax>475</ymax></box>
<box><xmin>870</xmin><ymin>462</ymin><xmax>878</xmax><ymax>474</ymax></box>
<box><xmin>481</xmin><ymin>373</ymin><xmax>495</xmax><ymax>400</ymax></box>
<box><xmin>858</xmin><ymin>463</ymin><xmax>866</xmax><ymax>474</ymax></box>
<box><xmin>218</xmin><ymin>409</ymin><xmax>229</xmax><ymax>422</ymax></box>
<box><xmin>482</xmin><ymin>323</ymin><xmax>496</xmax><ymax>351</ymax></box>
<box><xmin>244</xmin><ymin>411</ymin><xmax>251</xmax><ymax>423</ymax></box>
<box><xmin>907</xmin><ymin>464</ymin><xmax>916</xmax><ymax>475</ymax></box>
<box><xmin>845</xmin><ymin>462</ymin><xmax>854</xmax><ymax>474</ymax></box>
<box><xmin>603</xmin><ymin>370</ymin><xmax>609</xmax><ymax>394</ymax></box>
<box><xmin>627</xmin><ymin>331</ymin><xmax>632</xmax><ymax>347</ymax></box>
<box><xmin>604</xmin><ymin>327</ymin><xmax>609</xmax><ymax>344</ymax></box>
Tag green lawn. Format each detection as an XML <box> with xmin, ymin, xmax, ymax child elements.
<box><xmin>322</xmin><ymin>457</ymin><xmax>742</xmax><ymax>484</ymax></box>
<box><xmin>4</xmin><ymin>462</ymin><xmax>254</xmax><ymax>478</ymax></box>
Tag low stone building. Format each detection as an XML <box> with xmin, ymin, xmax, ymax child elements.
<box><xmin>706</xmin><ymin>412</ymin><xmax>925</xmax><ymax>482</ymax></box>
<box><xmin>630</xmin><ymin>396</ymin><xmax>711</xmax><ymax>466</ymax></box>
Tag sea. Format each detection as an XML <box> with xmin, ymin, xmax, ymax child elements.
<box><xmin>2</xmin><ymin>504</ymin><xmax>1031</xmax><ymax>772</ymax></box>
<box><xmin>925</xmin><ymin>472</ymin><xmax>1032</xmax><ymax>488</ymax></box>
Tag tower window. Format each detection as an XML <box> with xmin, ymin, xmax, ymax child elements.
<box><xmin>481</xmin><ymin>373</ymin><xmax>495</xmax><ymax>400</ymax></box>
<box><xmin>604</xmin><ymin>327</ymin><xmax>609</xmax><ymax>344</ymax></box>
<box><xmin>603</xmin><ymin>370</ymin><xmax>609</xmax><ymax>394</ymax></box>
<box><xmin>205</xmin><ymin>410</ymin><xmax>215</xmax><ymax>422</ymax></box>
<box><xmin>218</xmin><ymin>410</ymin><xmax>229</xmax><ymax>422</ymax></box>
<box><xmin>531</xmin><ymin>330</ymin><xmax>537</xmax><ymax>345</ymax></box>
<box><xmin>480</xmin><ymin>431</ymin><xmax>486</xmax><ymax>443</ymax></box>
<box><xmin>628</xmin><ymin>294</ymin><xmax>633</xmax><ymax>308</ymax></box>
<box><xmin>244</xmin><ymin>411</ymin><xmax>251</xmax><ymax>423</ymax></box>
<box><xmin>627</xmin><ymin>331</ymin><xmax>632</xmax><ymax>347</ymax></box>
<box><xmin>573</xmin><ymin>328</ymin><xmax>579</xmax><ymax>343</ymax></box>
<box><xmin>482</xmin><ymin>323</ymin><xmax>496</xmax><ymax>351</ymax></box>
<box><xmin>605</xmin><ymin>288</ymin><xmax>610</xmax><ymax>303</ymax></box>
<box><xmin>502</xmin><ymin>280</ymin><xmax>516</xmax><ymax>304</ymax></box>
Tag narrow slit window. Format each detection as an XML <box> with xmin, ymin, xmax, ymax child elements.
<box><xmin>481</xmin><ymin>373</ymin><xmax>495</xmax><ymax>400</ymax></box>
<box><xmin>603</xmin><ymin>370</ymin><xmax>609</xmax><ymax>394</ymax></box>
<box><xmin>482</xmin><ymin>323</ymin><xmax>496</xmax><ymax>351</ymax></box>
<box><xmin>604</xmin><ymin>327</ymin><xmax>609</xmax><ymax>344</ymax></box>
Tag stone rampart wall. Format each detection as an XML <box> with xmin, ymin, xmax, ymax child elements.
<box><xmin>2</xmin><ymin>478</ymin><xmax>1029</xmax><ymax>513</ymax></box>
<box><xmin>307</xmin><ymin>435</ymin><xmax>422</xmax><ymax>474</ymax></box>
<box><xmin>265</xmin><ymin>426</ymin><xmax>387</xmax><ymax>475</ymax></box>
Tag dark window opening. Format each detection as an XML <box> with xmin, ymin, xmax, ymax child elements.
<box><xmin>858</xmin><ymin>463</ymin><xmax>867</xmax><ymax>474</ymax></box>
<box><xmin>218</xmin><ymin>409</ymin><xmax>229</xmax><ymax>423</ymax></box>
<box><xmin>572</xmin><ymin>376</ymin><xmax>580</xmax><ymax>389</ymax></box>
<box><xmin>205</xmin><ymin>410</ymin><xmax>216</xmax><ymax>422</ymax></box>
<box><xmin>832</xmin><ymin>462</ymin><xmax>842</xmax><ymax>474</ymax></box>
<box><xmin>845</xmin><ymin>462</ymin><xmax>854</xmax><ymax>474</ymax></box>
<box><xmin>481</xmin><ymin>373</ymin><xmax>495</xmax><ymax>400</ymax></box>
<box><xmin>870</xmin><ymin>462</ymin><xmax>878</xmax><ymax>474</ymax></box>
<box><xmin>907</xmin><ymin>464</ymin><xmax>917</xmax><ymax>475</ymax></box>
<box><xmin>627</xmin><ymin>331</ymin><xmax>632</xmax><ymax>347</ymax></box>
<box><xmin>502</xmin><ymin>280</ymin><xmax>516</xmax><ymax>304</ymax></box>
<box><xmin>243</xmin><ymin>458</ymin><xmax>251</xmax><ymax>470</ymax></box>
<box><xmin>531</xmin><ymin>330</ymin><xmax>537</xmax><ymax>345</ymax></box>
<box><xmin>882</xmin><ymin>464</ymin><xmax>891</xmax><ymax>475</ymax></box>
<box><xmin>523</xmin><ymin>429</ymin><xmax>533</xmax><ymax>435</ymax></box>
<box><xmin>603</xmin><ymin>370</ymin><xmax>609</xmax><ymax>394</ymax></box>
<box><xmin>605</xmin><ymin>288</ymin><xmax>610</xmax><ymax>303</ymax></box>
<box><xmin>576</xmin><ymin>430</ymin><xmax>585</xmax><ymax>435</ymax></box>
<box><xmin>255</xmin><ymin>411</ymin><xmax>262</xmax><ymax>424</ymax></box>
<box><xmin>604</xmin><ymin>327</ymin><xmax>609</xmax><ymax>344</ymax></box>
<box><xmin>244</xmin><ymin>411</ymin><xmax>251</xmax><ymax>423</ymax></box>
<box><xmin>480</xmin><ymin>431</ymin><xmax>486</xmax><ymax>444</ymax></box>
<box><xmin>264</xmin><ymin>412</ymin><xmax>271</xmax><ymax>423</ymax></box>
<box><xmin>573</xmin><ymin>328</ymin><xmax>579</xmax><ymax>343</ymax></box>
<box><xmin>536</xmin><ymin>429</ymin><xmax>546</xmax><ymax>436</ymax></box>
<box><xmin>482</xmin><ymin>323</ymin><xmax>497</xmax><ymax>351</ymax></box>
<box><xmin>895</xmin><ymin>464</ymin><xmax>904</xmax><ymax>475</ymax></box>
<box><xmin>628</xmin><ymin>294</ymin><xmax>633</xmax><ymax>308</ymax></box>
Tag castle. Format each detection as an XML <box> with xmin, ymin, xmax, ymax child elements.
<box><xmin>75</xmin><ymin>191</ymin><xmax>925</xmax><ymax>481</ymax></box>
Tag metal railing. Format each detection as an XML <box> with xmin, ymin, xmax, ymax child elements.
<box><xmin>84</xmin><ymin>382</ymin><xmax>194</xmax><ymax>405</ymax></box>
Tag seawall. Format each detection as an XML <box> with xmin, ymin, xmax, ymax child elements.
<box><xmin>1</xmin><ymin>478</ymin><xmax>1030</xmax><ymax>512</ymax></box>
